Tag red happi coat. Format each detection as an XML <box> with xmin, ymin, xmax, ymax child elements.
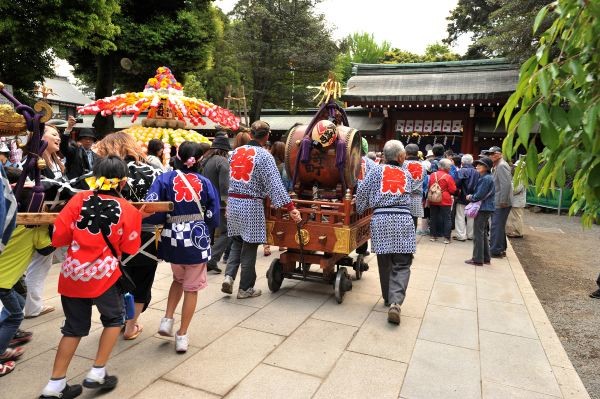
<box><xmin>52</xmin><ymin>191</ymin><xmax>142</xmax><ymax>298</ymax></box>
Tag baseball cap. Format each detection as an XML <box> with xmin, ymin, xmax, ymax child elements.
<box><xmin>482</xmin><ymin>146</ymin><xmax>502</xmax><ymax>155</ymax></box>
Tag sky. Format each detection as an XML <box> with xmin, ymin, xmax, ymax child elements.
<box><xmin>56</xmin><ymin>0</ymin><xmax>470</xmax><ymax>78</ymax></box>
<box><xmin>214</xmin><ymin>0</ymin><xmax>470</xmax><ymax>54</ymax></box>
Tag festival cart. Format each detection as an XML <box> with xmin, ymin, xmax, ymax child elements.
<box><xmin>265</xmin><ymin>74</ymin><xmax>371</xmax><ymax>304</ymax></box>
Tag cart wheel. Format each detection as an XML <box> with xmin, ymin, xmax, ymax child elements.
<box><xmin>334</xmin><ymin>267</ymin><xmax>352</xmax><ymax>304</ymax></box>
<box><xmin>267</xmin><ymin>258</ymin><xmax>284</xmax><ymax>292</ymax></box>
<box><xmin>354</xmin><ymin>254</ymin><xmax>365</xmax><ymax>280</ymax></box>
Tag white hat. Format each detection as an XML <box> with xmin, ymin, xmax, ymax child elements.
<box><xmin>426</xmin><ymin>150</ymin><xmax>434</xmax><ymax>158</ymax></box>
<box><xmin>0</xmin><ymin>142</ymin><xmax>9</xmax><ymax>153</ymax></box>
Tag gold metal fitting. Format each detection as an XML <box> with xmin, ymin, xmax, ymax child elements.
<box><xmin>37</xmin><ymin>158</ymin><xmax>47</xmax><ymax>170</ymax></box>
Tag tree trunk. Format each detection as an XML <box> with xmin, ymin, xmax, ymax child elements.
<box><xmin>92</xmin><ymin>54</ymin><xmax>115</xmax><ymax>139</ymax></box>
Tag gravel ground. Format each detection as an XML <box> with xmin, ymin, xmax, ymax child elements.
<box><xmin>510</xmin><ymin>208</ymin><xmax>600</xmax><ymax>398</ymax></box>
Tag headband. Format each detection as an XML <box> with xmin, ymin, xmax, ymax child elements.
<box><xmin>176</xmin><ymin>155</ymin><xmax>196</xmax><ymax>167</ymax></box>
<box><xmin>85</xmin><ymin>176</ymin><xmax>127</xmax><ymax>191</ymax></box>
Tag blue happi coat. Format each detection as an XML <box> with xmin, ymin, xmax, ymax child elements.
<box><xmin>227</xmin><ymin>142</ymin><xmax>292</xmax><ymax>243</ymax></box>
<box><xmin>403</xmin><ymin>159</ymin><xmax>427</xmax><ymax>218</ymax></box>
<box><xmin>356</xmin><ymin>162</ymin><xmax>417</xmax><ymax>254</ymax></box>
<box><xmin>144</xmin><ymin>168</ymin><xmax>220</xmax><ymax>264</ymax></box>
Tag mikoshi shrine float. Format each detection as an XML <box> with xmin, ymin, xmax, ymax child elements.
<box><xmin>77</xmin><ymin>66</ymin><xmax>240</xmax><ymax>166</ymax></box>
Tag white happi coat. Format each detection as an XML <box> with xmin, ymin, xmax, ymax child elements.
<box><xmin>227</xmin><ymin>143</ymin><xmax>292</xmax><ymax>243</ymax></box>
<box><xmin>403</xmin><ymin>159</ymin><xmax>427</xmax><ymax>218</ymax></box>
<box><xmin>356</xmin><ymin>162</ymin><xmax>417</xmax><ymax>254</ymax></box>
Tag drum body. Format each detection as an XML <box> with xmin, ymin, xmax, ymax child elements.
<box><xmin>285</xmin><ymin>124</ymin><xmax>362</xmax><ymax>195</ymax></box>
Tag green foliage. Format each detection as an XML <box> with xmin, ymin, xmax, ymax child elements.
<box><xmin>445</xmin><ymin>0</ymin><xmax>553</xmax><ymax>62</ymax></box>
<box><xmin>499</xmin><ymin>0</ymin><xmax>600</xmax><ymax>226</ymax></box>
<box><xmin>334</xmin><ymin>32</ymin><xmax>391</xmax><ymax>82</ymax></box>
<box><xmin>380</xmin><ymin>43</ymin><xmax>459</xmax><ymax>64</ymax></box>
<box><xmin>68</xmin><ymin>0</ymin><xmax>217</xmax><ymax>95</ymax></box>
<box><xmin>228</xmin><ymin>0</ymin><xmax>337</xmax><ymax>121</ymax></box>
<box><xmin>0</xmin><ymin>0</ymin><xmax>120</xmax><ymax>98</ymax></box>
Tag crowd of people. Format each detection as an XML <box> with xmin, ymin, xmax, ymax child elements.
<box><xmin>0</xmin><ymin>119</ymin><xmax>535</xmax><ymax>397</ymax></box>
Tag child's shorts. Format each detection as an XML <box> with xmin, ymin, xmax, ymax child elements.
<box><xmin>171</xmin><ymin>263</ymin><xmax>208</xmax><ymax>292</ymax></box>
<box><xmin>61</xmin><ymin>283</ymin><xmax>124</xmax><ymax>337</ymax></box>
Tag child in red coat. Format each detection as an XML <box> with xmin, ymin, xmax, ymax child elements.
<box><xmin>40</xmin><ymin>156</ymin><xmax>149</xmax><ymax>399</ymax></box>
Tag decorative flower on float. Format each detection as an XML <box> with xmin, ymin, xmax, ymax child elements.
<box><xmin>77</xmin><ymin>66</ymin><xmax>239</xmax><ymax>130</ymax></box>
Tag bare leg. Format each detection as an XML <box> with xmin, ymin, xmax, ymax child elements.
<box><xmin>124</xmin><ymin>303</ymin><xmax>145</xmax><ymax>336</ymax></box>
<box><xmin>165</xmin><ymin>280</ymin><xmax>183</xmax><ymax>319</ymax></box>
<box><xmin>93</xmin><ymin>327</ymin><xmax>121</xmax><ymax>367</ymax></box>
<box><xmin>177</xmin><ymin>291</ymin><xmax>198</xmax><ymax>335</ymax></box>
<box><xmin>51</xmin><ymin>336</ymin><xmax>81</xmax><ymax>378</ymax></box>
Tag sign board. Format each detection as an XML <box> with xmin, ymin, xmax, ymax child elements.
<box><xmin>395</xmin><ymin>120</ymin><xmax>405</xmax><ymax>133</ymax></box>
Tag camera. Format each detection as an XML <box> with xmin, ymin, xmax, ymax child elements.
<box><xmin>75</xmin><ymin>117</ymin><xmax>83</xmax><ymax>123</ymax></box>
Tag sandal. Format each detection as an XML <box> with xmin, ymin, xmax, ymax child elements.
<box><xmin>25</xmin><ymin>305</ymin><xmax>55</xmax><ymax>319</ymax></box>
<box><xmin>0</xmin><ymin>346</ymin><xmax>25</xmax><ymax>362</ymax></box>
<box><xmin>123</xmin><ymin>324</ymin><xmax>143</xmax><ymax>340</ymax></box>
<box><xmin>0</xmin><ymin>361</ymin><xmax>16</xmax><ymax>377</ymax></box>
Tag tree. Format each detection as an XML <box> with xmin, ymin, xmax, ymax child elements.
<box><xmin>445</xmin><ymin>0</ymin><xmax>553</xmax><ymax>62</ymax></box>
<box><xmin>229</xmin><ymin>0</ymin><xmax>338</xmax><ymax>121</ymax></box>
<box><xmin>0</xmin><ymin>0</ymin><xmax>119</xmax><ymax>99</ymax></box>
<box><xmin>334</xmin><ymin>32</ymin><xmax>391</xmax><ymax>83</ymax></box>
<box><xmin>66</xmin><ymin>0</ymin><xmax>217</xmax><ymax>135</ymax></box>
<box><xmin>380</xmin><ymin>43</ymin><xmax>459</xmax><ymax>64</ymax></box>
<box><xmin>499</xmin><ymin>0</ymin><xmax>600</xmax><ymax>225</ymax></box>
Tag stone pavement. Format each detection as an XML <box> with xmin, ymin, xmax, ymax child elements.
<box><xmin>2</xmin><ymin>237</ymin><xmax>591</xmax><ymax>399</ymax></box>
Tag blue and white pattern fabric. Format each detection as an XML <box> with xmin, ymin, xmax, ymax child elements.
<box><xmin>359</xmin><ymin>156</ymin><xmax>378</xmax><ymax>181</ymax></box>
<box><xmin>0</xmin><ymin>164</ymin><xmax>17</xmax><ymax>253</ymax></box>
<box><xmin>356</xmin><ymin>163</ymin><xmax>417</xmax><ymax>254</ymax></box>
<box><xmin>403</xmin><ymin>159</ymin><xmax>427</xmax><ymax>218</ymax></box>
<box><xmin>227</xmin><ymin>144</ymin><xmax>292</xmax><ymax>243</ymax></box>
<box><xmin>144</xmin><ymin>168</ymin><xmax>220</xmax><ymax>264</ymax></box>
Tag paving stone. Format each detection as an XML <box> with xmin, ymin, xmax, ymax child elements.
<box><xmin>401</xmin><ymin>339</ymin><xmax>481</xmax><ymax>399</ymax></box>
<box><xmin>314</xmin><ymin>351</ymin><xmax>406</xmax><ymax>399</ymax></box>
<box><xmin>552</xmin><ymin>365</ymin><xmax>592</xmax><ymax>399</ymax></box>
<box><xmin>522</xmin><ymin>292</ymin><xmax>552</xmax><ymax>323</ymax></box>
<box><xmin>164</xmin><ymin>327</ymin><xmax>283</xmax><ymax>395</ymax></box>
<box><xmin>429</xmin><ymin>281</ymin><xmax>477</xmax><ymax>311</ymax></box>
<box><xmin>476</xmin><ymin>277</ymin><xmax>524</xmax><ymax>304</ymax></box>
<box><xmin>419</xmin><ymin>304</ymin><xmax>479</xmax><ymax>350</ymax></box>
<box><xmin>226</xmin><ymin>364</ymin><xmax>321</xmax><ymax>399</ymax></box>
<box><xmin>240</xmin><ymin>294</ymin><xmax>327</xmax><ymax>336</ymax></box>
<box><xmin>482</xmin><ymin>381</ymin><xmax>560</xmax><ymax>399</ymax></box>
<box><xmin>1</xmin><ymin>349</ymin><xmax>91</xmax><ymax>399</ymax></box>
<box><xmin>154</xmin><ymin>300</ymin><xmax>257</xmax><ymax>349</ymax></box>
<box><xmin>348</xmin><ymin>311</ymin><xmax>421</xmax><ymax>363</ymax></box>
<box><xmin>264</xmin><ymin>318</ymin><xmax>356</xmax><ymax>377</ymax></box>
<box><xmin>133</xmin><ymin>379</ymin><xmax>220</xmax><ymax>399</ymax></box>
<box><xmin>312</xmin><ymin>291</ymin><xmax>380</xmax><ymax>327</ymax></box>
<box><xmin>533</xmin><ymin>317</ymin><xmax>575</xmax><ymax>369</ymax></box>
<box><xmin>436</xmin><ymin>263</ymin><xmax>476</xmax><ymax>286</ymax></box>
<box><xmin>479</xmin><ymin>330</ymin><xmax>562</xmax><ymax>397</ymax></box>
<box><xmin>150</xmin><ymin>282</ymin><xmax>229</xmax><ymax>313</ymax></box>
<box><xmin>74</xmin><ymin>337</ymin><xmax>200</xmax><ymax>399</ymax></box>
<box><xmin>478</xmin><ymin>300</ymin><xmax>538</xmax><ymax>339</ymax></box>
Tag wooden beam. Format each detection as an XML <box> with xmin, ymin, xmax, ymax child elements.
<box><xmin>16</xmin><ymin>201</ymin><xmax>173</xmax><ymax>225</ymax></box>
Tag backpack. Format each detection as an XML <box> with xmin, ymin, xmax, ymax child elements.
<box><xmin>427</xmin><ymin>173</ymin><xmax>443</xmax><ymax>203</ymax></box>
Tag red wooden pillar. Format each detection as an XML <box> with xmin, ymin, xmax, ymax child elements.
<box><xmin>463</xmin><ymin>117</ymin><xmax>475</xmax><ymax>155</ymax></box>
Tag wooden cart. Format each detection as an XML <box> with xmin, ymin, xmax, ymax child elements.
<box><xmin>264</xmin><ymin>191</ymin><xmax>371</xmax><ymax>303</ymax></box>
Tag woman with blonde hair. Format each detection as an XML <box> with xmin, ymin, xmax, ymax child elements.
<box><xmin>94</xmin><ymin>131</ymin><xmax>163</xmax><ymax>340</ymax></box>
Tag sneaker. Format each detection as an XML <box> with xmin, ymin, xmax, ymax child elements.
<box><xmin>158</xmin><ymin>317</ymin><xmax>174</xmax><ymax>337</ymax></box>
<box><xmin>388</xmin><ymin>304</ymin><xmax>401</xmax><ymax>325</ymax></box>
<box><xmin>237</xmin><ymin>287</ymin><xmax>262</xmax><ymax>299</ymax></box>
<box><xmin>443</xmin><ymin>238</ymin><xmax>451</xmax><ymax>244</ymax></box>
<box><xmin>221</xmin><ymin>275</ymin><xmax>233</xmax><ymax>294</ymax></box>
<box><xmin>82</xmin><ymin>374</ymin><xmax>118</xmax><ymax>391</ymax></box>
<box><xmin>429</xmin><ymin>237</ymin><xmax>437</xmax><ymax>242</ymax></box>
<box><xmin>9</xmin><ymin>329</ymin><xmax>33</xmax><ymax>347</ymax></box>
<box><xmin>590</xmin><ymin>289</ymin><xmax>600</xmax><ymax>299</ymax></box>
<box><xmin>40</xmin><ymin>384</ymin><xmax>83</xmax><ymax>398</ymax></box>
<box><xmin>175</xmin><ymin>333</ymin><xmax>189</xmax><ymax>353</ymax></box>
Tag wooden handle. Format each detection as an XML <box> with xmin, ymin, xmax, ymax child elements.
<box><xmin>16</xmin><ymin>201</ymin><xmax>173</xmax><ymax>225</ymax></box>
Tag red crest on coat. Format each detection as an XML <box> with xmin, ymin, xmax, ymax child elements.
<box><xmin>381</xmin><ymin>165</ymin><xmax>408</xmax><ymax>194</ymax></box>
<box><xmin>230</xmin><ymin>147</ymin><xmax>256</xmax><ymax>182</ymax></box>
<box><xmin>407</xmin><ymin>162</ymin><xmax>424</xmax><ymax>180</ymax></box>
<box><xmin>174</xmin><ymin>173</ymin><xmax>203</xmax><ymax>202</ymax></box>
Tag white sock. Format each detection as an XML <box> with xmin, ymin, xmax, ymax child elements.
<box><xmin>86</xmin><ymin>365</ymin><xmax>106</xmax><ymax>380</ymax></box>
<box><xmin>43</xmin><ymin>377</ymin><xmax>66</xmax><ymax>394</ymax></box>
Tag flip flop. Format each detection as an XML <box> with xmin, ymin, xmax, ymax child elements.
<box><xmin>0</xmin><ymin>346</ymin><xmax>25</xmax><ymax>362</ymax></box>
<box><xmin>123</xmin><ymin>324</ymin><xmax>143</xmax><ymax>340</ymax></box>
<box><xmin>0</xmin><ymin>361</ymin><xmax>16</xmax><ymax>377</ymax></box>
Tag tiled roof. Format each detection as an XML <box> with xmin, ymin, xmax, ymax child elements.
<box><xmin>37</xmin><ymin>77</ymin><xmax>92</xmax><ymax>106</ymax></box>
